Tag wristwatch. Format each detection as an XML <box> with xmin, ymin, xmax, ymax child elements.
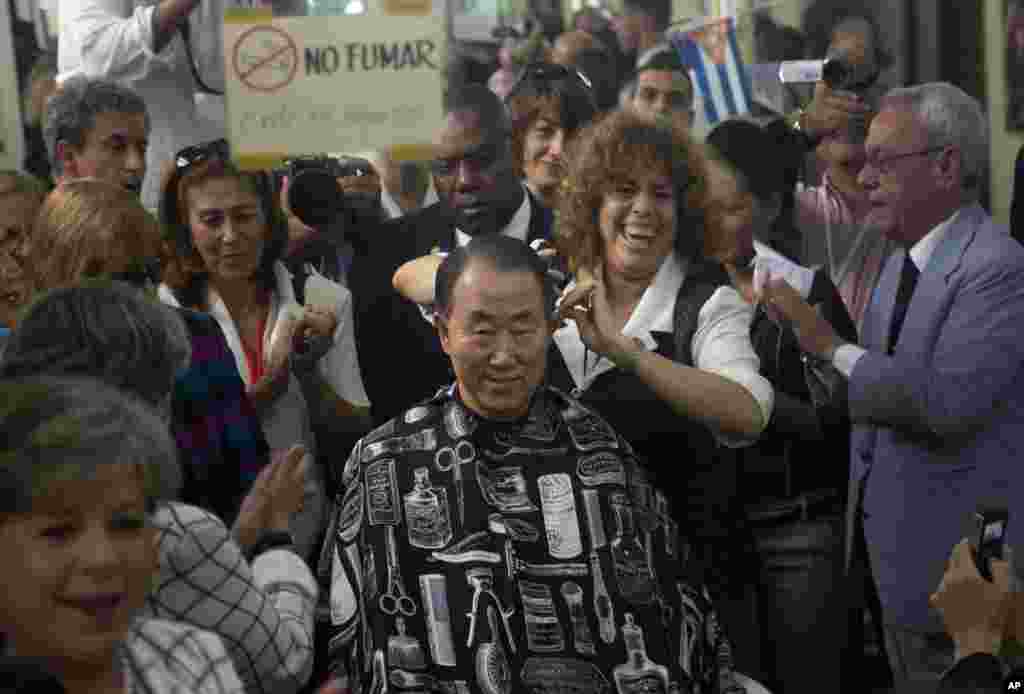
<box><xmin>247</xmin><ymin>530</ymin><xmax>295</xmax><ymax>560</ymax></box>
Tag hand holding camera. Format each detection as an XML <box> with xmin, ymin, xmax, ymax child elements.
<box><xmin>803</xmin><ymin>81</ymin><xmax>874</xmax><ymax>144</ymax></box>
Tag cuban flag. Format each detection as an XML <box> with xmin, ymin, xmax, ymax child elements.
<box><xmin>670</xmin><ymin>16</ymin><xmax>752</xmax><ymax>127</ymax></box>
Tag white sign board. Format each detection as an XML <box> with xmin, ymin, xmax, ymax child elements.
<box><xmin>222</xmin><ymin>4</ymin><xmax>445</xmax><ymax>170</ymax></box>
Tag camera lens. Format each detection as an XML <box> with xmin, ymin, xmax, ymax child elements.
<box><xmin>822</xmin><ymin>58</ymin><xmax>850</xmax><ymax>90</ymax></box>
<box><xmin>288</xmin><ymin>170</ymin><xmax>345</xmax><ymax>229</ymax></box>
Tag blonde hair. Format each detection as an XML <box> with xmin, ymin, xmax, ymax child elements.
<box><xmin>26</xmin><ymin>179</ymin><xmax>162</xmax><ymax>294</ymax></box>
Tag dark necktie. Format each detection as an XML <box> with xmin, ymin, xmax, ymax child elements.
<box><xmin>887</xmin><ymin>255</ymin><xmax>920</xmax><ymax>354</ymax></box>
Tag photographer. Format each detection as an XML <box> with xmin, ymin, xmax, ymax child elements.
<box><xmin>786</xmin><ymin>14</ymin><xmax>896</xmax><ymax>331</ymax></box>
<box><xmin>279</xmin><ymin>155</ymin><xmax>388</xmax><ymax>288</ymax></box>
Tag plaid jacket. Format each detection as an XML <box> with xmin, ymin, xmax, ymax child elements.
<box><xmin>143</xmin><ymin>502</ymin><xmax>318</xmax><ymax>694</ymax></box>
<box><xmin>171</xmin><ymin>308</ymin><xmax>271</xmax><ymax>524</ymax></box>
<box><xmin>123</xmin><ymin>618</ymin><xmax>243</xmax><ymax>694</ymax></box>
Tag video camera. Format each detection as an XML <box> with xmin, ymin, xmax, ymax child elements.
<box><xmin>275</xmin><ymin>155</ymin><xmax>383</xmax><ymax>230</ymax></box>
<box><xmin>777</xmin><ymin>49</ymin><xmax>879</xmax><ymax>92</ymax></box>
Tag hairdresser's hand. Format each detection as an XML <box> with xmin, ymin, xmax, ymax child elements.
<box><xmin>760</xmin><ymin>274</ymin><xmax>842</xmax><ymax>360</ymax></box>
<box><xmin>803</xmin><ymin>81</ymin><xmax>873</xmax><ymax>143</ymax></box>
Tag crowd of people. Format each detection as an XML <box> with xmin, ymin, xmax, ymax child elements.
<box><xmin>2</xmin><ymin>2</ymin><xmax>1024</xmax><ymax>694</ymax></box>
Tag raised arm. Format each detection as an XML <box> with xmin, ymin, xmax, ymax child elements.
<box><xmin>59</xmin><ymin>0</ymin><xmax>200</xmax><ymax>80</ymax></box>
<box><xmin>392</xmin><ymin>254</ymin><xmax>444</xmax><ymax>305</ymax></box>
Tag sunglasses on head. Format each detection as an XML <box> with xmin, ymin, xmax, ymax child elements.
<box><xmin>508</xmin><ymin>62</ymin><xmax>594</xmax><ymax>99</ymax></box>
<box><xmin>174</xmin><ymin>139</ymin><xmax>231</xmax><ymax>172</ymax></box>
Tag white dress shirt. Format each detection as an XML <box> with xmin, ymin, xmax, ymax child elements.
<box><xmin>552</xmin><ymin>253</ymin><xmax>774</xmax><ymax>447</ymax></box>
<box><xmin>832</xmin><ymin>209</ymin><xmax>960</xmax><ymax>377</ymax></box>
<box><xmin>382</xmin><ymin>177</ymin><xmax>439</xmax><ymax>220</ymax></box>
<box><xmin>454</xmin><ymin>188</ymin><xmax>531</xmax><ymax>246</ymax></box>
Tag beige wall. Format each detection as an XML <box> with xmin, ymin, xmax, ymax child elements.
<box><xmin>985</xmin><ymin>0</ymin><xmax>1021</xmax><ymax>226</ymax></box>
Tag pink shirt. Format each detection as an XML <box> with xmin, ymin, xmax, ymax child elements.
<box><xmin>797</xmin><ymin>172</ymin><xmax>894</xmax><ymax>334</ymax></box>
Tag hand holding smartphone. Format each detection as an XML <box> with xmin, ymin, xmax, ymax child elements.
<box><xmin>973</xmin><ymin>507</ymin><xmax>1010</xmax><ymax>582</ymax></box>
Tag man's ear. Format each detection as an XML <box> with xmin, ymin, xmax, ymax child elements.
<box><xmin>436</xmin><ymin>314</ymin><xmax>452</xmax><ymax>355</ymax></box>
<box><xmin>936</xmin><ymin>145</ymin><xmax>963</xmax><ymax>192</ymax></box>
<box><xmin>56</xmin><ymin>141</ymin><xmax>78</xmax><ymax>179</ymax></box>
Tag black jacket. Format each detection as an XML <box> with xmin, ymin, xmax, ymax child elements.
<box><xmin>740</xmin><ymin>268</ymin><xmax>858</xmax><ymax>510</ymax></box>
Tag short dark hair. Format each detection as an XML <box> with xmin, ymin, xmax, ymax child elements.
<box><xmin>44</xmin><ymin>76</ymin><xmax>149</xmax><ymax>176</ymax></box>
<box><xmin>633</xmin><ymin>49</ymin><xmax>694</xmax><ymax>106</ymax></box>
<box><xmin>445</xmin><ymin>83</ymin><xmax>513</xmax><ymax>141</ymax></box>
<box><xmin>707</xmin><ymin>118</ymin><xmax>802</xmax><ymax>259</ymax></box>
<box><xmin>435</xmin><ymin>235</ymin><xmax>556</xmax><ymax>321</ymax></box>
<box><xmin>707</xmin><ymin>119</ymin><xmax>789</xmax><ymax>202</ymax></box>
<box><xmin>622</xmin><ymin>0</ymin><xmax>671</xmax><ymax>31</ymax></box>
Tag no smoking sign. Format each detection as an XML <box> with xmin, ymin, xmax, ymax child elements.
<box><xmin>232</xmin><ymin>25</ymin><xmax>299</xmax><ymax>92</ymax></box>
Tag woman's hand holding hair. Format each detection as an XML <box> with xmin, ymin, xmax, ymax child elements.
<box><xmin>561</xmin><ymin>265</ymin><xmax>641</xmax><ymax>368</ymax></box>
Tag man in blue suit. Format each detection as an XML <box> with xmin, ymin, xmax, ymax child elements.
<box><xmin>762</xmin><ymin>82</ymin><xmax>1024</xmax><ymax>685</ymax></box>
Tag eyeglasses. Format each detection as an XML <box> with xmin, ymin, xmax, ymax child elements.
<box><xmin>174</xmin><ymin>139</ymin><xmax>231</xmax><ymax>172</ymax></box>
<box><xmin>508</xmin><ymin>62</ymin><xmax>594</xmax><ymax>100</ymax></box>
<box><xmin>429</xmin><ymin>139</ymin><xmax>507</xmax><ymax>178</ymax></box>
<box><xmin>863</xmin><ymin>146</ymin><xmax>948</xmax><ymax>175</ymax></box>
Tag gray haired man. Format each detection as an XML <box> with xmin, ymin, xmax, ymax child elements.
<box><xmin>44</xmin><ymin>75</ymin><xmax>149</xmax><ymax>196</ymax></box>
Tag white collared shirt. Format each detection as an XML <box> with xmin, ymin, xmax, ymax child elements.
<box><xmin>552</xmin><ymin>253</ymin><xmax>774</xmax><ymax>448</ymax></box>
<box><xmin>382</xmin><ymin>177</ymin><xmax>439</xmax><ymax>220</ymax></box>
<box><xmin>454</xmin><ymin>188</ymin><xmax>532</xmax><ymax>247</ymax></box>
<box><xmin>832</xmin><ymin>209</ymin><xmax>960</xmax><ymax>376</ymax></box>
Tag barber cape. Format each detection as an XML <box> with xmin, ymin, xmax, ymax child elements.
<box><xmin>320</xmin><ymin>384</ymin><xmax>745</xmax><ymax>694</ymax></box>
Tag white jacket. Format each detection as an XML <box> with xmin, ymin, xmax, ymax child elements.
<box><xmin>58</xmin><ymin>0</ymin><xmax>229</xmax><ymax>210</ymax></box>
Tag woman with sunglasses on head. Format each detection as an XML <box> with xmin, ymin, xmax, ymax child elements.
<box><xmin>158</xmin><ymin>139</ymin><xmax>371</xmax><ymax>562</ymax></box>
<box><xmin>506</xmin><ymin>61</ymin><xmax>598</xmax><ymax>210</ymax></box>
<box><xmin>550</xmin><ymin>111</ymin><xmax>774</xmax><ymax>680</ymax></box>
<box><xmin>1</xmin><ymin>281</ymin><xmax>319</xmax><ymax>694</ymax></box>
<box><xmin>20</xmin><ymin>178</ymin><xmax>276</xmax><ymax>529</ymax></box>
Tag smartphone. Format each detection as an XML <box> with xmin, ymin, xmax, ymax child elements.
<box><xmin>974</xmin><ymin>507</ymin><xmax>1009</xmax><ymax>582</ymax></box>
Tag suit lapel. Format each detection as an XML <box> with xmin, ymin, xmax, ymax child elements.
<box><xmin>893</xmin><ymin>206</ymin><xmax>980</xmax><ymax>353</ymax></box>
